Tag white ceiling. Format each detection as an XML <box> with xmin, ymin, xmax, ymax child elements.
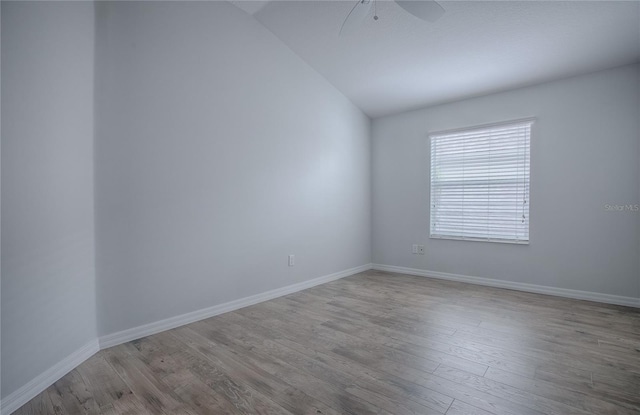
<box><xmin>233</xmin><ymin>0</ymin><xmax>640</xmax><ymax>118</ymax></box>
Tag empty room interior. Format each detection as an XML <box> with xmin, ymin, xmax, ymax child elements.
<box><xmin>1</xmin><ymin>0</ymin><xmax>640</xmax><ymax>414</ymax></box>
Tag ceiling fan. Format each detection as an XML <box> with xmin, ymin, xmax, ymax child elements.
<box><xmin>340</xmin><ymin>0</ymin><xmax>445</xmax><ymax>35</ymax></box>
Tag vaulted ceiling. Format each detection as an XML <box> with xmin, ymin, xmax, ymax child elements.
<box><xmin>231</xmin><ymin>0</ymin><xmax>640</xmax><ymax>117</ymax></box>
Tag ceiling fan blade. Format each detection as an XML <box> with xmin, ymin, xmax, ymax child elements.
<box><xmin>395</xmin><ymin>0</ymin><xmax>445</xmax><ymax>22</ymax></box>
<box><xmin>340</xmin><ymin>0</ymin><xmax>373</xmax><ymax>36</ymax></box>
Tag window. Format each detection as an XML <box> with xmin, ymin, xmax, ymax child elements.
<box><xmin>429</xmin><ymin>119</ymin><xmax>532</xmax><ymax>244</ymax></box>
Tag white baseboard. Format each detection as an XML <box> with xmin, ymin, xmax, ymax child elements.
<box><xmin>1</xmin><ymin>339</ymin><xmax>99</xmax><ymax>415</ymax></box>
<box><xmin>1</xmin><ymin>264</ymin><xmax>371</xmax><ymax>415</ymax></box>
<box><xmin>0</xmin><ymin>264</ymin><xmax>371</xmax><ymax>415</ymax></box>
<box><xmin>98</xmin><ymin>263</ymin><xmax>372</xmax><ymax>349</ymax></box>
<box><xmin>14</xmin><ymin>262</ymin><xmax>635</xmax><ymax>414</ymax></box>
<box><xmin>372</xmin><ymin>264</ymin><xmax>640</xmax><ymax>308</ymax></box>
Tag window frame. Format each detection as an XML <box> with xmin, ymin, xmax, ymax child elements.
<box><xmin>428</xmin><ymin>118</ymin><xmax>535</xmax><ymax>245</ymax></box>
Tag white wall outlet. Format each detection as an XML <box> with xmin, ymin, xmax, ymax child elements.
<box><xmin>288</xmin><ymin>254</ymin><xmax>295</xmax><ymax>267</ymax></box>
<box><xmin>418</xmin><ymin>245</ymin><xmax>425</xmax><ymax>255</ymax></box>
<box><xmin>412</xmin><ymin>244</ymin><xmax>418</xmax><ymax>254</ymax></box>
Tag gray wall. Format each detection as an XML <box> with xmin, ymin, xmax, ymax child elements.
<box><xmin>372</xmin><ymin>64</ymin><xmax>640</xmax><ymax>298</ymax></box>
<box><xmin>1</xmin><ymin>1</ymin><xmax>97</xmax><ymax>399</ymax></box>
<box><xmin>94</xmin><ymin>1</ymin><xmax>372</xmax><ymax>336</ymax></box>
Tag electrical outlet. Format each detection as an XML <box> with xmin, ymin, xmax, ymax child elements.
<box><xmin>412</xmin><ymin>244</ymin><xmax>418</xmax><ymax>254</ymax></box>
<box><xmin>418</xmin><ymin>245</ymin><xmax>425</xmax><ymax>255</ymax></box>
<box><xmin>288</xmin><ymin>254</ymin><xmax>295</xmax><ymax>267</ymax></box>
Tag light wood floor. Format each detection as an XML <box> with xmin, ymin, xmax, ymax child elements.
<box><xmin>14</xmin><ymin>270</ymin><xmax>640</xmax><ymax>415</ymax></box>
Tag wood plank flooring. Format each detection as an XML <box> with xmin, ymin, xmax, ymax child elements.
<box><xmin>13</xmin><ymin>270</ymin><xmax>640</xmax><ymax>414</ymax></box>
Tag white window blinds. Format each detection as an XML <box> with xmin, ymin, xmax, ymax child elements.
<box><xmin>429</xmin><ymin>120</ymin><xmax>532</xmax><ymax>244</ymax></box>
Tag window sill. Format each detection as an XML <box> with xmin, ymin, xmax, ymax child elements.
<box><xmin>429</xmin><ymin>235</ymin><xmax>529</xmax><ymax>245</ymax></box>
